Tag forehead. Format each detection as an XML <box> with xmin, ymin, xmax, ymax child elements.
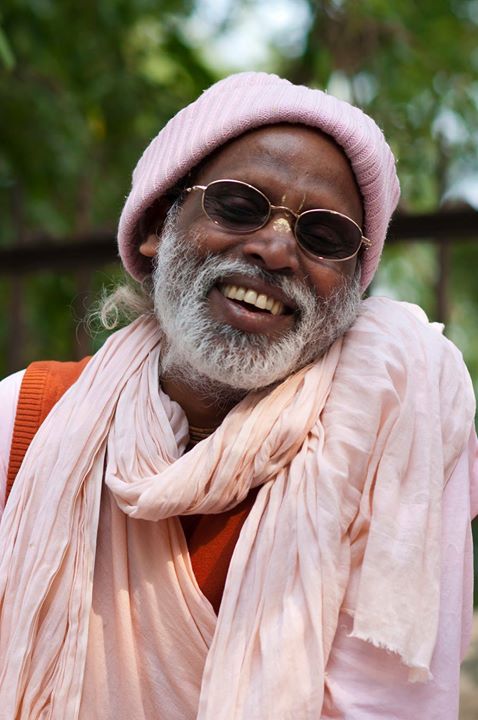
<box><xmin>194</xmin><ymin>124</ymin><xmax>363</xmax><ymax>223</ymax></box>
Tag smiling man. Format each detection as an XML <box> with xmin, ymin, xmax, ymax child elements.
<box><xmin>0</xmin><ymin>72</ymin><xmax>477</xmax><ymax>720</ymax></box>
<box><xmin>143</xmin><ymin>124</ymin><xmax>364</xmax><ymax>420</ymax></box>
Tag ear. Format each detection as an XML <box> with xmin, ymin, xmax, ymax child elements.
<box><xmin>139</xmin><ymin>232</ymin><xmax>160</xmax><ymax>258</ymax></box>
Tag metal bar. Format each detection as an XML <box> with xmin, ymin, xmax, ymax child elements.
<box><xmin>0</xmin><ymin>209</ymin><xmax>477</xmax><ymax>276</ymax></box>
<box><xmin>0</xmin><ymin>234</ymin><xmax>118</xmax><ymax>275</ymax></box>
<box><xmin>436</xmin><ymin>241</ymin><xmax>451</xmax><ymax>324</ymax></box>
<box><xmin>388</xmin><ymin>208</ymin><xmax>478</xmax><ymax>242</ymax></box>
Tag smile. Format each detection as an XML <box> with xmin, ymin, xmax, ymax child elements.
<box><xmin>219</xmin><ymin>283</ymin><xmax>286</xmax><ymax>316</ymax></box>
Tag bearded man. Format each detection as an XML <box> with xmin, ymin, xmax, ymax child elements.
<box><xmin>0</xmin><ymin>72</ymin><xmax>476</xmax><ymax>719</ymax></box>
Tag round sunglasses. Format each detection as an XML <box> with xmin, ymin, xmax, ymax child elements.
<box><xmin>185</xmin><ymin>179</ymin><xmax>370</xmax><ymax>262</ymax></box>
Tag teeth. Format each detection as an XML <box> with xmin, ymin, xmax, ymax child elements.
<box><xmin>220</xmin><ymin>284</ymin><xmax>285</xmax><ymax>315</ymax></box>
<box><xmin>244</xmin><ymin>289</ymin><xmax>258</xmax><ymax>304</ymax></box>
<box><xmin>256</xmin><ymin>294</ymin><xmax>267</xmax><ymax>309</ymax></box>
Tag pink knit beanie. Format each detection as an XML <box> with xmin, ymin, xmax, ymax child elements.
<box><xmin>118</xmin><ymin>71</ymin><xmax>400</xmax><ymax>290</ymax></box>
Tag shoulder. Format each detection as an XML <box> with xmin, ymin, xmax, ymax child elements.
<box><xmin>0</xmin><ymin>370</ymin><xmax>26</xmax><ymax>453</ymax></box>
<box><xmin>356</xmin><ymin>296</ymin><xmax>448</xmax><ymax>341</ymax></box>
<box><xmin>338</xmin><ymin>296</ymin><xmax>476</xmax><ymax>455</ymax></box>
<box><xmin>0</xmin><ymin>369</ymin><xmax>25</xmax><ymax>411</ymax></box>
<box><xmin>0</xmin><ymin>370</ymin><xmax>26</xmax><ymax>515</ymax></box>
<box><xmin>351</xmin><ymin>296</ymin><xmax>471</xmax><ymax>372</ymax></box>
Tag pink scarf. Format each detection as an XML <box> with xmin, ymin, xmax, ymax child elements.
<box><xmin>0</xmin><ymin>297</ymin><xmax>474</xmax><ymax>719</ymax></box>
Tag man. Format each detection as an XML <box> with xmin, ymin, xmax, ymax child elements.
<box><xmin>0</xmin><ymin>72</ymin><xmax>476</xmax><ymax>719</ymax></box>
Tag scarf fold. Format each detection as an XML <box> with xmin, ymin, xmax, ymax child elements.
<box><xmin>0</xmin><ymin>297</ymin><xmax>474</xmax><ymax>719</ymax></box>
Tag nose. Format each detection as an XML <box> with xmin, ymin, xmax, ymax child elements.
<box><xmin>240</xmin><ymin>215</ymin><xmax>300</xmax><ymax>274</ymax></box>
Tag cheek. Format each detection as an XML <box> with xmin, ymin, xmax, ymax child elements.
<box><xmin>305</xmin><ymin>256</ymin><xmax>357</xmax><ymax>299</ymax></box>
<box><xmin>176</xmin><ymin>201</ymin><xmax>203</xmax><ymax>233</ymax></box>
<box><xmin>177</xmin><ymin>205</ymin><xmax>240</xmax><ymax>256</ymax></box>
<box><xmin>190</xmin><ymin>223</ymin><xmax>236</xmax><ymax>256</ymax></box>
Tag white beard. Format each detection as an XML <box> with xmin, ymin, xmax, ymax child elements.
<box><xmin>152</xmin><ymin>208</ymin><xmax>362</xmax><ymax>397</ymax></box>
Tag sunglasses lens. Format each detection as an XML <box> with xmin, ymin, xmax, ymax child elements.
<box><xmin>203</xmin><ymin>181</ymin><xmax>269</xmax><ymax>231</ymax></box>
<box><xmin>296</xmin><ymin>210</ymin><xmax>362</xmax><ymax>260</ymax></box>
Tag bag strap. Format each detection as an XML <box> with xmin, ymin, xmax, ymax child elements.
<box><xmin>6</xmin><ymin>357</ymin><xmax>90</xmax><ymax>501</ymax></box>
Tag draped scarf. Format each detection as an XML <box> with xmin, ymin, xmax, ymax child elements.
<box><xmin>0</xmin><ymin>297</ymin><xmax>474</xmax><ymax>719</ymax></box>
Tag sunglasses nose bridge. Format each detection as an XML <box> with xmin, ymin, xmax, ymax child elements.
<box><xmin>268</xmin><ymin>203</ymin><xmax>299</xmax><ymax>224</ymax></box>
<box><xmin>261</xmin><ymin>203</ymin><xmax>300</xmax><ymax>244</ymax></box>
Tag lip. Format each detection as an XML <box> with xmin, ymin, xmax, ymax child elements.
<box><xmin>214</xmin><ymin>273</ymin><xmax>297</xmax><ymax>312</ymax></box>
<box><xmin>208</xmin><ymin>286</ymin><xmax>296</xmax><ymax>336</ymax></box>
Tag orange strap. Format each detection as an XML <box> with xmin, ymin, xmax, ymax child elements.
<box><xmin>5</xmin><ymin>358</ymin><xmax>256</xmax><ymax>614</ymax></box>
<box><xmin>6</xmin><ymin>358</ymin><xmax>90</xmax><ymax>500</ymax></box>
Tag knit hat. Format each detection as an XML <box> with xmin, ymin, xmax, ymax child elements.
<box><xmin>118</xmin><ymin>72</ymin><xmax>400</xmax><ymax>290</ymax></box>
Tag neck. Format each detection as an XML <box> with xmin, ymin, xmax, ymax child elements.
<box><xmin>161</xmin><ymin>373</ymin><xmax>246</xmax><ymax>428</ymax></box>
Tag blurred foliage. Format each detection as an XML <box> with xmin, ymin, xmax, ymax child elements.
<box><xmin>277</xmin><ymin>0</ymin><xmax>478</xmax><ymax>211</ymax></box>
<box><xmin>0</xmin><ymin>0</ymin><xmax>216</xmax><ymax>244</ymax></box>
<box><xmin>0</xmin><ymin>0</ymin><xmax>217</xmax><ymax>372</ymax></box>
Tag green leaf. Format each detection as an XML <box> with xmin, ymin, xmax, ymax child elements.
<box><xmin>0</xmin><ymin>26</ymin><xmax>14</xmax><ymax>70</ymax></box>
